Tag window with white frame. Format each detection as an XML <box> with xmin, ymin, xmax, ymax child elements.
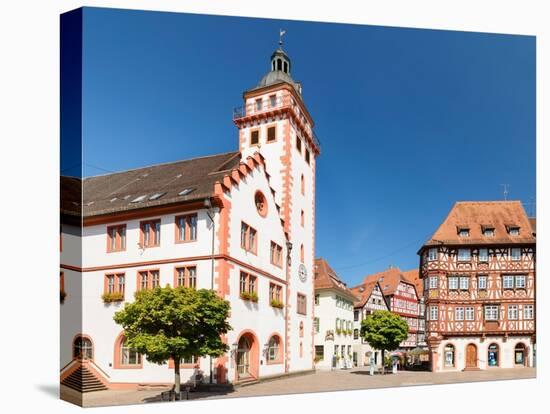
<box><xmin>428</xmin><ymin>248</ymin><xmax>438</xmax><ymax>261</ymax></box>
<box><xmin>515</xmin><ymin>275</ymin><xmax>526</xmax><ymax>289</ymax></box>
<box><xmin>448</xmin><ymin>276</ymin><xmax>458</xmax><ymax>290</ymax></box>
<box><xmin>508</xmin><ymin>226</ymin><xmax>520</xmax><ymax>236</ymax></box>
<box><xmin>429</xmin><ymin>276</ymin><xmax>439</xmax><ymax>289</ymax></box>
<box><xmin>502</xmin><ymin>275</ymin><xmax>515</xmax><ymax>289</ymax></box>
<box><xmin>477</xmin><ymin>275</ymin><xmax>488</xmax><ymax>290</ymax></box>
<box><xmin>479</xmin><ymin>248</ymin><xmax>489</xmax><ymax>262</ymax></box>
<box><xmin>459</xmin><ymin>276</ymin><xmax>470</xmax><ymax>290</ymax></box>
<box><xmin>458</xmin><ymin>228</ymin><xmax>470</xmax><ymax>237</ymax></box>
<box><xmin>484</xmin><ymin>305</ymin><xmax>499</xmax><ymax>321</ymax></box>
<box><xmin>465</xmin><ymin>306</ymin><xmax>475</xmax><ymax>321</ymax></box>
<box><xmin>524</xmin><ymin>304</ymin><xmax>534</xmax><ymax>319</ymax></box>
<box><xmin>457</xmin><ymin>248</ymin><xmax>471</xmax><ymax>261</ymax></box>
<box><xmin>429</xmin><ymin>306</ymin><xmax>438</xmax><ymax>321</ymax></box>
<box><xmin>511</xmin><ymin>248</ymin><xmax>521</xmax><ymax>261</ymax></box>
<box><xmin>508</xmin><ymin>305</ymin><xmax>518</xmax><ymax>320</ymax></box>
<box><xmin>455</xmin><ymin>307</ymin><xmax>464</xmax><ymax>321</ymax></box>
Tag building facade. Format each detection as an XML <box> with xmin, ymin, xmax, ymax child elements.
<box><xmin>418</xmin><ymin>201</ymin><xmax>536</xmax><ymax>372</ymax></box>
<box><xmin>60</xmin><ymin>44</ymin><xmax>320</xmax><ymax>390</ymax></box>
<box><xmin>350</xmin><ymin>280</ymin><xmax>390</xmax><ymax>367</ymax></box>
<box><xmin>355</xmin><ymin>267</ymin><xmax>422</xmax><ymax>350</ymax></box>
<box><xmin>313</xmin><ymin>259</ymin><xmax>358</xmax><ymax>370</ymax></box>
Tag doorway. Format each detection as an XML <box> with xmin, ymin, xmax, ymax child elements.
<box><xmin>235</xmin><ymin>332</ymin><xmax>259</xmax><ymax>381</ymax></box>
<box><xmin>465</xmin><ymin>343</ymin><xmax>477</xmax><ymax>369</ymax></box>
<box><xmin>514</xmin><ymin>343</ymin><xmax>526</xmax><ymax>366</ymax></box>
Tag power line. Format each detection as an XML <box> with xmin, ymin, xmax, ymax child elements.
<box><xmin>333</xmin><ymin>233</ymin><xmax>430</xmax><ymax>271</ymax></box>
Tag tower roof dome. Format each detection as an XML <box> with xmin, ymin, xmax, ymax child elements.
<box><xmin>251</xmin><ymin>46</ymin><xmax>302</xmax><ymax>95</ymax></box>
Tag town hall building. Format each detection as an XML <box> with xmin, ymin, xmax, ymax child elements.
<box><xmin>60</xmin><ymin>43</ymin><xmax>319</xmax><ymax>392</ymax></box>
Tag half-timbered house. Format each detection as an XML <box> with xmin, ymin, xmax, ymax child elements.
<box><xmin>353</xmin><ymin>267</ymin><xmax>422</xmax><ymax>350</ymax></box>
<box><xmin>418</xmin><ymin>201</ymin><xmax>536</xmax><ymax>372</ymax></box>
<box><xmin>350</xmin><ymin>280</ymin><xmax>390</xmax><ymax>367</ymax></box>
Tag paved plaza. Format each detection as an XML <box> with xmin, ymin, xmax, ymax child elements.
<box><xmin>60</xmin><ymin>367</ymin><xmax>536</xmax><ymax>407</ymax></box>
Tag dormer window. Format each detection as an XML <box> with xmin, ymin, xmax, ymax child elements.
<box><xmin>482</xmin><ymin>226</ymin><xmax>495</xmax><ymax>237</ymax></box>
<box><xmin>508</xmin><ymin>226</ymin><xmax>520</xmax><ymax>236</ymax></box>
<box><xmin>457</xmin><ymin>226</ymin><xmax>470</xmax><ymax>237</ymax></box>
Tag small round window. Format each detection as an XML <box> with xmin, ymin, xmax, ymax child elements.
<box><xmin>254</xmin><ymin>191</ymin><xmax>267</xmax><ymax>217</ymax></box>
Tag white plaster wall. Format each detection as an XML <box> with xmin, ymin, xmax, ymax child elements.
<box><xmin>82</xmin><ymin>208</ymin><xmax>219</xmax><ymax>268</ymax></box>
<box><xmin>314</xmin><ymin>291</ymin><xmax>355</xmax><ymax>370</ymax></box>
<box><xmin>435</xmin><ymin>336</ymin><xmax>534</xmax><ymax>372</ymax></box>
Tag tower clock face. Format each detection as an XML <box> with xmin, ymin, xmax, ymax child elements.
<box><xmin>298</xmin><ymin>264</ymin><xmax>307</xmax><ymax>282</ymax></box>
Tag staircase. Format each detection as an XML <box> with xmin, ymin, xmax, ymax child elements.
<box><xmin>61</xmin><ymin>365</ymin><xmax>108</xmax><ymax>393</ymax></box>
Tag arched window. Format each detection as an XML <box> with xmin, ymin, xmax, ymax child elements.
<box><xmin>299</xmin><ymin>341</ymin><xmax>303</xmax><ymax>358</ymax></box>
<box><xmin>301</xmin><ymin>174</ymin><xmax>305</xmax><ymax>195</ymax></box>
<box><xmin>267</xmin><ymin>335</ymin><xmax>281</xmax><ymax>363</ymax></box>
<box><xmin>488</xmin><ymin>343</ymin><xmax>499</xmax><ymax>367</ymax></box>
<box><xmin>73</xmin><ymin>335</ymin><xmax>93</xmax><ymax>360</ymax></box>
<box><xmin>283</xmin><ymin>61</ymin><xmax>288</xmax><ymax>73</ymax></box>
<box><xmin>118</xmin><ymin>337</ymin><xmax>142</xmax><ymax>367</ymax></box>
<box><xmin>277</xmin><ymin>59</ymin><xmax>282</xmax><ymax>71</ymax></box>
<box><xmin>514</xmin><ymin>343</ymin><xmax>526</xmax><ymax>366</ymax></box>
<box><xmin>444</xmin><ymin>344</ymin><xmax>455</xmax><ymax>367</ymax></box>
<box><xmin>300</xmin><ymin>244</ymin><xmax>304</xmax><ymax>263</ymax></box>
<box><xmin>299</xmin><ymin>321</ymin><xmax>304</xmax><ymax>337</ymax></box>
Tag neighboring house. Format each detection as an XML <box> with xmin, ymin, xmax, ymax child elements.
<box><xmin>60</xmin><ymin>44</ymin><xmax>320</xmax><ymax>390</ymax></box>
<box><xmin>350</xmin><ymin>280</ymin><xmax>390</xmax><ymax>368</ymax></box>
<box><xmin>402</xmin><ymin>269</ymin><xmax>427</xmax><ymax>348</ymax></box>
<box><xmin>354</xmin><ymin>267</ymin><xmax>421</xmax><ymax>350</ymax></box>
<box><xmin>418</xmin><ymin>201</ymin><xmax>536</xmax><ymax>372</ymax></box>
<box><xmin>313</xmin><ymin>259</ymin><xmax>358</xmax><ymax>370</ymax></box>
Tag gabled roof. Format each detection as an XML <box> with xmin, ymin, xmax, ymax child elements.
<box><xmin>350</xmin><ymin>280</ymin><xmax>383</xmax><ymax>308</ymax></box>
<box><xmin>60</xmin><ymin>175</ymin><xmax>82</xmax><ymax>218</ymax></box>
<box><xmin>314</xmin><ymin>258</ymin><xmax>358</xmax><ymax>301</ymax></box>
<box><xmin>67</xmin><ymin>151</ymin><xmax>241</xmax><ymax>218</ymax></box>
<box><xmin>401</xmin><ymin>269</ymin><xmax>422</xmax><ymax>298</ymax></box>
<box><xmin>421</xmin><ymin>201</ymin><xmax>535</xmax><ymax>248</ymax></box>
<box><xmin>360</xmin><ymin>266</ymin><xmax>417</xmax><ymax>298</ymax></box>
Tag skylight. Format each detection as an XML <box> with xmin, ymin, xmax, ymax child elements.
<box><xmin>131</xmin><ymin>195</ymin><xmax>147</xmax><ymax>203</ymax></box>
<box><xmin>110</xmin><ymin>197</ymin><xmax>117</xmax><ymax>203</ymax></box>
<box><xmin>149</xmin><ymin>192</ymin><xmax>166</xmax><ymax>201</ymax></box>
<box><xmin>179</xmin><ymin>188</ymin><xmax>195</xmax><ymax>196</ymax></box>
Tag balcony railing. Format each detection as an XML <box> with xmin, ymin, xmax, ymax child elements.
<box><xmin>233</xmin><ymin>93</ymin><xmax>321</xmax><ymax>149</ymax></box>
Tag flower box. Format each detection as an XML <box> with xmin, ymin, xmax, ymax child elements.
<box><xmin>240</xmin><ymin>291</ymin><xmax>258</xmax><ymax>303</ymax></box>
<box><xmin>270</xmin><ymin>299</ymin><xmax>284</xmax><ymax>309</ymax></box>
<box><xmin>102</xmin><ymin>291</ymin><xmax>124</xmax><ymax>303</ymax></box>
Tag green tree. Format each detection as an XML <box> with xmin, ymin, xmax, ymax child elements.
<box><xmin>360</xmin><ymin>310</ymin><xmax>408</xmax><ymax>374</ymax></box>
<box><xmin>113</xmin><ymin>286</ymin><xmax>231</xmax><ymax>397</ymax></box>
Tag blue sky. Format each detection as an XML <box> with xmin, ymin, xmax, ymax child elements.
<box><xmin>69</xmin><ymin>7</ymin><xmax>536</xmax><ymax>287</ymax></box>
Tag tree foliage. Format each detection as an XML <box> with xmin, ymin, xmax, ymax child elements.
<box><xmin>113</xmin><ymin>286</ymin><xmax>231</xmax><ymax>395</ymax></box>
<box><xmin>360</xmin><ymin>310</ymin><xmax>408</xmax><ymax>353</ymax></box>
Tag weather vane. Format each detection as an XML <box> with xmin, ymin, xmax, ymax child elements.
<box><xmin>279</xmin><ymin>28</ymin><xmax>286</xmax><ymax>47</ymax></box>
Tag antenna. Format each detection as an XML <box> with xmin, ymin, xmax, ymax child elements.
<box><xmin>500</xmin><ymin>184</ymin><xmax>511</xmax><ymax>200</ymax></box>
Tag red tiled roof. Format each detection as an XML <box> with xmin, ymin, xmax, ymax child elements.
<box><xmin>422</xmin><ymin>201</ymin><xmax>535</xmax><ymax>247</ymax></box>
<box><xmin>360</xmin><ymin>266</ymin><xmax>417</xmax><ymax>298</ymax></box>
<box><xmin>402</xmin><ymin>269</ymin><xmax>422</xmax><ymax>298</ymax></box>
<box><xmin>314</xmin><ymin>258</ymin><xmax>358</xmax><ymax>300</ymax></box>
<box><xmin>350</xmin><ymin>280</ymin><xmax>381</xmax><ymax>308</ymax></box>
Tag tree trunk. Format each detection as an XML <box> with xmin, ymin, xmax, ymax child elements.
<box><xmin>174</xmin><ymin>358</ymin><xmax>181</xmax><ymax>400</ymax></box>
<box><xmin>381</xmin><ymin>349</ymin><xmax>385</xmax><ymax>375</ymax></box>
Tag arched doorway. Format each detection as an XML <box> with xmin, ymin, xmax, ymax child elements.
<box><xmin>465</xmin><ymin>343</ymin><xmax>477</xmax><ymax>369</ymax></box>
<box><xmin>73</xmin><ymin>335</ymin><xmax>93</xmax><ymax>360</ymax></box>
<box><xmin>235</xmin><ymin>332</ymin><xmax>259</xmax><ymax>381</ymax></box>
<box><xmin>514</xmin><ymin>343</ymin><xmax>526</xmax><ymax>366</ymax></box>
<box><xmin>487</xmin><ymin>343</ymin><xmax>499</xmax><ymax>367</ymax></box>
<box><xmin>444</xmin><ymin>344</ymin><xmax>455</xmax><ymax>368</ymax></box>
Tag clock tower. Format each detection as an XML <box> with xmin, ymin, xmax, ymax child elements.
<box><xmin>233</xmin><ymin>40</ymin><xmax>320</xmax><ymax>372</ymax></box>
